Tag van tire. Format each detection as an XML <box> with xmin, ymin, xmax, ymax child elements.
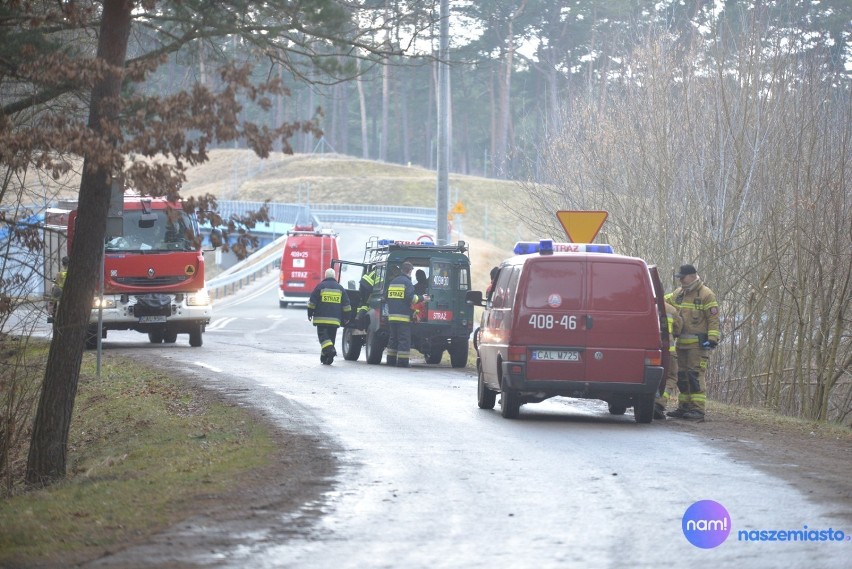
<box><xmin>365</xmin><ymin>327</ymin><xmax>385</xmax><ymax>365</ymax></box>
<box><xmin>164</xmin><ymin>330</ymin><xmax>178</xmax><ymax>343</ymax></box>
<box><xmin>342</xmin><ymin>328</ymin><xmax>363</xmax><ymax>361</ymax></box>
<box><xmin>449</xmin><ymin>341</ymin><xmax>469</xmax><ymax>368</ymax></box>
<box><xmin>477</xmin><ymin>361</ymin><xmax>496</xmax><ymax>409</ymax></box>
<box><xmin>500</xmin><ymin>377</ymin><xmax>520</xmax><ymax>419</ymax></box>
<box><xmin>279</xmin><ymin>301</ymin><xmax>288</xmax><ymax>308</ymax></box>
<box><xmin>607</xmin><ymin>403</ymin><xmax>627</xmax><ymax>415</ymax></box>
<box><xmin>425</xmin><ymin>349</ymin><xmax>443</xmax><ymax>364</ymax></box>
<box><xmin>633</xmin><ymin>394</ymin><xmax>655</xmax><ymax>424</ymax></box>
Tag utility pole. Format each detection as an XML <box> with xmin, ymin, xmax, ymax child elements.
<box><xmin>436</xmin><ymin>0</ymin><xmax>450</xmax><ymax>245</ymax></box>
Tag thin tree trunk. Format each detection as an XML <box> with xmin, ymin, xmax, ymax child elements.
<box><xmin>26</xmin><ymin>0</ymin><xmax>133</xmax><ymax>486</ymax></box>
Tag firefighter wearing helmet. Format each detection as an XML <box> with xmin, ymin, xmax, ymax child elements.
<box><xmin>667</xmin><ymin>264</ymin><xmax>720</xmax><ymax>421</ymax></box>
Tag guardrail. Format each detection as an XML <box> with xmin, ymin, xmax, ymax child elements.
<box><xmin>206</xmin><ymin>202</ymin><xmax>438</xmax><ymax>301</ymax></box>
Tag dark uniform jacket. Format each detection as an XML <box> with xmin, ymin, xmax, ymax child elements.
<box><xmin>308</xmin><ymin>277</ymin><xmax>352</xmax><ymax>326</ymax></box>
<box><xmin>386</xmin><ymin>274</ymin><xmax>419</xmax><ymax>323</ymax></box>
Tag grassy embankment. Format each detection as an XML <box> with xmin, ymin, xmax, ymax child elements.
<box><xmin>0</xmin><ymin>341</ymin><xmax>276</xmax><ymax>566</ymax></box>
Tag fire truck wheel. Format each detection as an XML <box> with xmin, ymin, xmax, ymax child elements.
<box><xmin>148</xmin><ymin>329</ymin><xmax>165</xmax><ymax>344</ymax></box>
<box><xmin>365</xmin><ymin>327</ymin><xmax>385</xmax><ymax>365</ymax></box>
<box><xmin>425</xmin><ymin>349</ymin><xmax>443</xmax><ymax>364</ymax></box>
<box><xmin>84</xmin><ymin>326</ymin><xmax>98</xmax><ymax>350</ymax></box>
<box><xmin>279</xmin><ymin>301</ymin><xmax>288</xmax><ymax>309</ymax></box>
<box><xmin>342</xmin><ymin>328</ymin><xmax>363</xmax><ymax>361</ymax></box>
<box><xmin>189</xmin><ymin>324</ymin><xmax>203</xmax><ymax>347</ymax></box>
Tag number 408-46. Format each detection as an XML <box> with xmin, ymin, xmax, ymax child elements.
<box><xmin>528</xmin><ymin>314</ymin><xmax>577</xmax><ymax>330</ymax></box>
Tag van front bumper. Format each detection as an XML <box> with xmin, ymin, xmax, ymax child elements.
<box><xmin>500</xmin><ymin>361</ymin><xmax>664</xmax><ymax>398</ymax></box>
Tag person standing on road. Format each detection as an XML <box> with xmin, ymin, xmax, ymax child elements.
<box><xmin>654</xmin><ymin>293</ymin><xmax>682</xmax><ymax>419</ymax></box>
<box><xmin>355</xmin><ymin>266</ymin><xmax>378</xmax><ymax>328</ymax></box>
<box><xmin>386</xmin><ymin>261</ymin><xmax>420</xmax><ymax>368</ymax></box>
<box><xmin>307</xmin><ymin>268</ymin><xmax>352</xmax><ymax>365</ymax></box>
<box><xmin>667</xmin><ymin>264</ymin><xmax>720</xmax><ymax>421</ymax></box>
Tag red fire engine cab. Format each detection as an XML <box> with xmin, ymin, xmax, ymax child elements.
<box><xmin>278</xmin><ymin>224</ymin><xmax>340</xmax><ymax>308</ymax></box>
<box><xmin>44</xmin><ymin>193</ymin><xmax>212</xmax><ymax>349</ymax></box>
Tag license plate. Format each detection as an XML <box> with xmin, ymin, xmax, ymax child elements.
<box><xmin>531</xmin><ymin>350</ymin><xmax>579</xmax><ymax>361</ymax></box>
<box><xmin>139</xmin><ymin>316</ymin><xmax>167</xmax><ymax>323</ymax></box>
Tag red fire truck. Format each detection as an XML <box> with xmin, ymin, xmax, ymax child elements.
<box><xmin>44</xmin><ymin>193</ymin><xmax>213</xmax><ymax>349</ymax></box>
<box><xmin>278</xmin><ymin>224</ymin><xmax>340</xmax><ymax>308</ymax></box>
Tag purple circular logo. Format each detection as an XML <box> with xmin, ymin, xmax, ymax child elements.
<box><xmin>682</xmin><ymin>500</ymin><xmax>731</xmax><ymax>548</ymax></box>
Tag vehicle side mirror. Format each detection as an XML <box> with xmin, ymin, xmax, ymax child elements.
<box><xmin>465</xmin><ymin>290</ymin><xmax>484</xmax><ymax>306</ymax></box>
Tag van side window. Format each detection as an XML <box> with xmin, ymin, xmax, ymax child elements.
<box><xmin>590</xmin><ymin>262</ymin><xmax>648</xmax><ymax>312</ymax></box>
<box><xmin>524</xmin><ymin>262</ymin><xmax>583</xmax><ymax>309</ymax></box>
<box><xmin>491</xmin><ymin>266</ymin><xmax>515</xmax><ymax>309</ymax></box>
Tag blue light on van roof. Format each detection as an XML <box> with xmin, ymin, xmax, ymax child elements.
<box><xmin>513</xmin><ymin>241</ymin><xmax>614</xmax><ymax>255</ymax></box>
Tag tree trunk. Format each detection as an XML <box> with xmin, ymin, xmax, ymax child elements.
<box><xmin>26</xmin><ymin>0</ymin><xmax>133</xmax><ymax>487</ymax></box>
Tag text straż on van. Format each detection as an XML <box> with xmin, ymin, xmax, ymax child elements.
<box><xmin>278</xmin><ymin>225</ymin><xmax>340</xmax><ymax>308</ymax></box>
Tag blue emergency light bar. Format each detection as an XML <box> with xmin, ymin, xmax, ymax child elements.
<box><xmin>513</xmin><ymin>240</ymin><xmax>614</xmax><ymax>255</ymax></box>
<box><xmin>377</xmin><ymin>238</ymin><xmax>435</xmax><ymax>247</ymax></box>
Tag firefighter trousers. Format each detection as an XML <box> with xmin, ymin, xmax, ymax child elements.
<box><xmin>315</xmin><ymin>324</ymin><xmax>339</xmax><ymax>356</ymax></box>
<box><xmin>675</xmin><ymin>347</ymin><xmax>708</xmax><ymax>412</ymax></box>
<box><xmin>387</xmin><ymin>321</ymin><xmax>412</xmax><ymax>366</ymax></box>
<box><xmin>655</xmin><ymin>350</ymin><xmax>679</xmax><ymax>408</ymax></box>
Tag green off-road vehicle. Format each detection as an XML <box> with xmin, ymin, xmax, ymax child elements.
<box><xmin>334</xmin><ymin>237</ymin><xmax>474</xmax><ymax>367</ymax></box>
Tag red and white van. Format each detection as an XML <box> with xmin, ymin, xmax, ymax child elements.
<box><xmin>278</xmin><ymin>225</ymin><xmax>339</xmax><ymax>308</ymax></box>
<box><xmin>468</xmin><ymin>240</ymin><xmax>669</xmax><ymax>422</ymax></box>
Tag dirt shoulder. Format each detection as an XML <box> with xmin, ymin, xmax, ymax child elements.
<box><xmin>663</xmin><ymin>403</ymin><xmax>852</xmax><ymax>522</ymax></box>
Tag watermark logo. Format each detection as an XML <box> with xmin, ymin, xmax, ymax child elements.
<box><xmin>682</xmin><ymin>500</ymin><xmax>731</xmax><ymax>549</ymax></box>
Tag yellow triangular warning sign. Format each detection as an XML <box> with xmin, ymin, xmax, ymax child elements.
<box><xmin>555</xmin><ymin>210</ymin><xmax>608</xmax><ymax>243</ymax></box>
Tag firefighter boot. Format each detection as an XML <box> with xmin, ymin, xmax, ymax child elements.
<box><xmin>682</xmin><ymin>409</ymin><xmax>705</xmax><ymax>421</ymax></box>
<box><xmin>321</xmin><ymin>345</ymin><xmax>335</xmax><ymax>365</ymax></box>
<box><xmin>666</xmin><ymin>407</ymin><xmax>688</xmax><ymax>418</ymax></box>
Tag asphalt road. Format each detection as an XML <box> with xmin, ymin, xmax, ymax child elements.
<box><xmin>24</xmin><ymin>225</ymin><xmax>851</xmax><ymax>568</ymax></box>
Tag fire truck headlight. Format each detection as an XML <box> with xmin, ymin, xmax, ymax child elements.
<box><xmin>93</xmin><ymin>297</ymin><xmax>116</xmax><ymax>309</ymax></box>
<box><xmin>186</xmin><ymin>289</ymin><xmax>210</xmax><ymax>306</ymax></box>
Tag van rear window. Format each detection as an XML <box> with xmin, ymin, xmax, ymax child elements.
<box><xmin>523</xmin><ymin>263</ymin><xmax>583</xmax><ymax>309</ymax></box>
<box><xmin>589</xmin><ymin>261</ymin><xmax>649</xmax><ymax>312</ymax></box>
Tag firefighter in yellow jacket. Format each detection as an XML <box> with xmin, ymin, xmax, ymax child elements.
<box><xmin>307</xmin><ymin>268</ymin><xmax>352</xmax><ymax>365</ymax></box>
<box><xmin>667</xmin><ymin>264</ymin><xmax>720</xmax><ymax>421</ymax></box>
<box><xmin>385</xmin><ymin>261</ymin><xmax>420</xmax><ymax>368</ymax></box>
<box><xmin>654</xmin><ymin>294</ymin><xmax>682</xmax><ymax>419</ymax></box>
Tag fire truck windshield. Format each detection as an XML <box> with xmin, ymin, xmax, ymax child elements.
<box><xmin>106</xmin><ymin>210</ymin><xmax>196</xmax><ymax>252</ymax></box>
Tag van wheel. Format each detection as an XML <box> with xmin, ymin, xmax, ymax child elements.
<box><xmin>500</xmin><ymin>378</ymin><xmax>520</xmax><ymax>419</ymax></box>
<box><xmin>633</xmin><ymin>394</ymin><xmax>655</xmax><ymax>424</ymax></box>
<box><xmin>189</xmin><ymin>324</ymin><xmax>203</xmax><ymax>347</ymax></box>
<box><xmin>608</xmin><ymin>403</ymin><xmax>627</xmax><ymax>415</ymax></box>
<box><xmin>365</xmin><ymin>327</ymin><xmax>385</xmax><ymax>365</ymax></box>
<box><xmin>164</xmin><ymin>330</ymin><xmax>178</xmax><ymax>343</ymax></box>
<box><xmin>425</xmin><ymin>349</ymin><xmax>443</xmax><ymax>364</ymax></box>
<box><xmin>148</xmin><ymin>329</ymin><xmax>165</xmax><ymax>344</ymax></box>
<box><xmin>449</xmin><ymin>341</ymin><xmax>469</xmax><ymax>368</ymax></box>
<box><xmin>279</xmin><ymin>301</ymin><xmax>288</xmax><ymax>309</ymax></box>
<box><xmin>477</xmin><ymin>361</ymin><xmax>496</xmax><ymax>410</ymax></box>
<box><xmin>342</xmin><ymin>328</ymin><xmax>363</xmax><ymax>361</ymax></box>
